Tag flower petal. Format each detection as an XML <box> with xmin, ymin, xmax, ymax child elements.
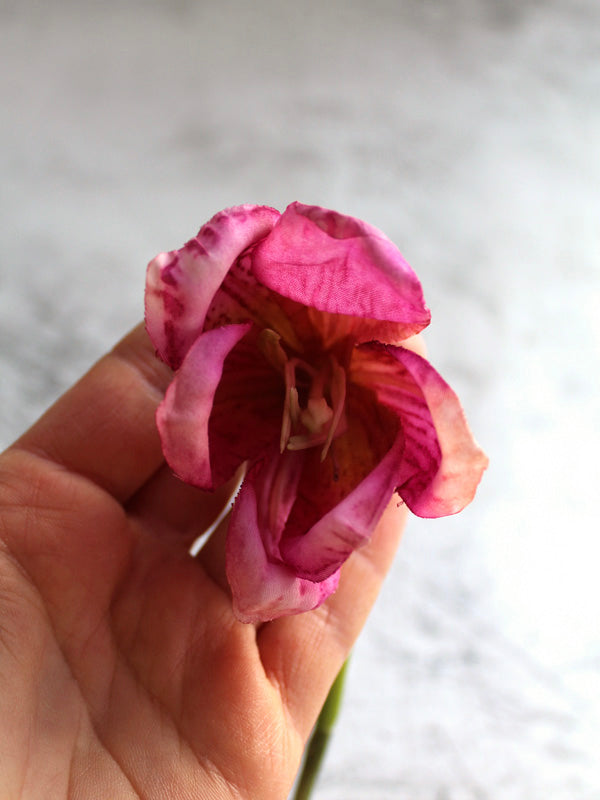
<box><xmin>352</xmin><ymin>343</ymin><xmax>489</xmax><ymax>517</ymax></box>
<box><xmin>251</xmin><ymin>202</ymin><xmax>431</xmax><ymax>343</ymax></box>
<box><xmin>226</xmin><ymin>464</ymin><xmax>341</xmax><ymax>623</ymax></box>
<box><xmin>208</xmin><ymin>326</ymin><xmax>286</xmax><ymax>486</ymax></box>
<box><xmin>278</xmin><ymin>388</ymin><xmax>403</xmax><ymax>582</ymax></box>
<box><xmin>145</xmin><ymin>205</ymin><xmax>280</xmax><ymax>369</ymax></box>
<box><xmin>204</xmin><ymin>249</ymin><xmax>305</xmax><ymax>353</ymax></box>
<box><xmin>157</xmin><ymin>323</ymin><xmax>283</xmax><ymax>490</ymax></box>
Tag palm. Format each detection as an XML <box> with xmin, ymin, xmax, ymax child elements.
<box><xmin>0</xmin><ymin>326</ymin><xmax>406</xmax><ymax>799</ymax></box>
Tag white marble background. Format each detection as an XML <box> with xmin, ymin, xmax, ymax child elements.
<box><xmin>1</xmin><ymin>1</ymin><xmax>599</xmax><ymax>798</ymax></box>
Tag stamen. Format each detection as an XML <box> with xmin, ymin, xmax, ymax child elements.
<box><xmin>280</xmin><ymin>385</ymin><xmax>302</xmax><ymax>453</ymax></box>
<box><xmin>257</xmin><ymin>328</ymin><xmax>287</xmax><ymax>372</ymax></box>
<box><xmin>320</xmin><ymin>359</ymin><xmax>346</xmax><ymax>462</ymax></box>
<box><xmin>280</xmin><ymin>357</ymin><xmax>311</xmax><ymax>452</ymax></box>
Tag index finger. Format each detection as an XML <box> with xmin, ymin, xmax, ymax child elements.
<box><xmin>258</xmin><ymin>497</ymin><xmax>408</xmax><ymax>740</ymax></box>
<box><xmin>12</xmin><ymin>324</ymin><xmax>172</xmax><ymax>502</ymax></box>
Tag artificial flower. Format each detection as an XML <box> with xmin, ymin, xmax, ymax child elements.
<box><xmin>145</xmin><ymin>202</ymin><xmax>487</xmax><ymax>622</ymax></box>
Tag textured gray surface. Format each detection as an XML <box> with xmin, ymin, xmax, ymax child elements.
<box><xmin>1</xmin><ymin>1</ymin><xmax>599</xmax><ymax>797</ymax></box>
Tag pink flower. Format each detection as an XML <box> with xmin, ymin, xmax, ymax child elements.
<box><xmin>145</xmin><ymin>203</ymin><xmax>488</xmax><ymax>623</ymax></box>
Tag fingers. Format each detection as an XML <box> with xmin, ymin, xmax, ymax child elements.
<box><xmin>127</xmin><ymin>465</ymin><xmax>239</xmax><ymax>548</ymax></box>
<box><xmin>13</xmin><ymin>325</ymin><xmax>172</xmax><ymax>503</ymax></box>
<box><xmin>257</xmin><ymin>497</ymin><xmax>408</xmax><ymax>739</ymax></box>
<box><xmin>195</xmin><ymin>514</ymin><xmax>231</xmax><ymax>595</ymax></box>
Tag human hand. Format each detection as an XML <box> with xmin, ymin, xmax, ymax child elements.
<box><xmin>0</xmin><ymin>325</ymin><xmax>409</xmax><ymax>799</ymax></box>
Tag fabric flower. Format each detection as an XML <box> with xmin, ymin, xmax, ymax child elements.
<box><xmin>145</xmin><ymin>202</ymin><xmax>488</xmax><ymax>623</ymax></box>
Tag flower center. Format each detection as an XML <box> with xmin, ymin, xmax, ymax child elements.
<box><xmin>258</xmin><ymin>329</ymin><xmax>347</xmax><ymax>461</ymax></box>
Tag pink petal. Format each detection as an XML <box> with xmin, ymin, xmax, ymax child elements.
<box><xmin>203</xmin><ymin>249</ymin><xmax>305</xmax><ymax>353</ymax></box>
<box><xmin>145</xmin><ymin>205</ymin><xmax>280</xmax><ymax>369</ymax></box>
<box><xmin>208</xmin><ymin>326</ymin><xmax>286</xmax><ymax>486</ymax></box>
<box><xmin>352</xmin><ymin>343</ymin><xmax>489</xmax><ymax>517</ymax></box>
<box><xmin>156</xmin><ymin>323</ymin><xmax>249</xmax><ymax>489</ymax></box>
<box><xmin>251</xmin><ymin>202</ymin><xmax>431</xmax><ymax>343</ymax></box>
<box><xmin>278</xmin><ymin>391</ymin><xmax>404</xmax><ymax>582</ymax></box>
<box><xmin>157</xmin><ymin>323</ymin><xmax>283</xmax><ymax>490</ymax></box>
<box><xmin>226</xmin><ymin>462</ymin><xmax>341</xmax><ymax>623</ymax></box>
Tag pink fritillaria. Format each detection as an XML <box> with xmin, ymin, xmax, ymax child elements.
<box><xmin>145</xmin><ymin>202</ymin><xmax>488</xmax><ymax>623</ymax></box>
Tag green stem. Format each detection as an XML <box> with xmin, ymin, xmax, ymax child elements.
<box><xmin>292</xmin><ymin>658</ymin><xmax>350</xmax><ymax>800</ymax></box>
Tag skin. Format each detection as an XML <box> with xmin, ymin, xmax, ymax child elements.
<box><xmin>0</xmin><ymin>325</ymin><xmax>417</xmax><ymax>800</ymax></box>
